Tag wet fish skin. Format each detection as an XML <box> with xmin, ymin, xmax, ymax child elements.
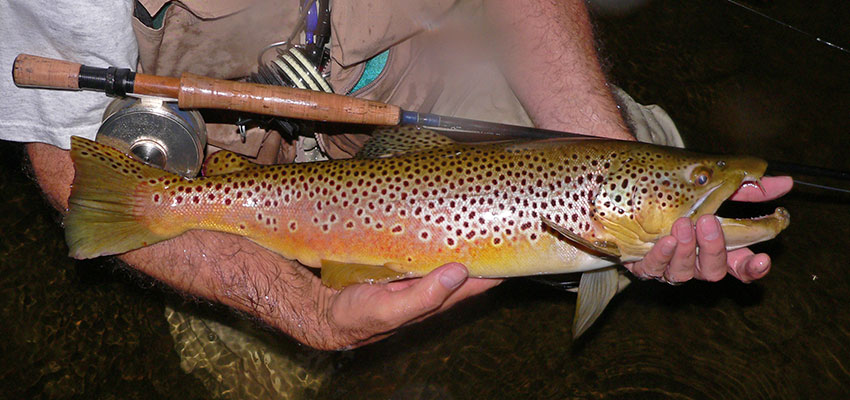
<box><xmin>64</xmin><ymin>129</ymin><xmax>785</xmax><ymax>284</ymax></box>
<box><xmin>64</xmin><ymin>129</ymin><xmax>789</xmax><ymax>337</ymax></box>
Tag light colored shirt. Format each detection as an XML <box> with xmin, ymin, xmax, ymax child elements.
<box><xmin>0</xmin><ymin>0</ymin><xmax>138</xmax><ymax>149</ymax></box>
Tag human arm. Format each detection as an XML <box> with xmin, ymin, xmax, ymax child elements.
<box><xmin>26</xmin><ymin>142</ymin><xmax>500</xmax><ymax>349</ymax></box>
<box><xmin>485</xmin><ymin>0</ymin><xmax>793</xmax><ymax>283</ymax></box>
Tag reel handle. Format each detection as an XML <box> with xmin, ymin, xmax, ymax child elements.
<box><xmin>13</xmin><ymin>54</ymin><xmax>83</xmax><ymax>90</ymax></box>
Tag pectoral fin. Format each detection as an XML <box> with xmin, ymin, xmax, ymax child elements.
<box><xmin>573</xmin><ymin>267</ymin><xmax>629</xmax><ymax>338</ymax></box>
<box><xmin>541</xmin><ymin>216</ymin><xmax>621</xmax><ymax>259</ymax></box>
<box><xmin>320</xmin><ymin>260</ymin><xmax>410</xmax><ymax>289</ymax></box>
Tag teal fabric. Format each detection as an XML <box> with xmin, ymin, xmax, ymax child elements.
<box><xmin>349</xmin><ymin>50</ymin><xmax>389</xmax><ymax>93</ymax></box>
<box><xmin>152</xmin><ymin>4</ymin><xmax>169</xmax><ymax>29</ymax></box>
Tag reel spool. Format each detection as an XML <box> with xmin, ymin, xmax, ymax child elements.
<box><xmin>252</xmin><ymin>45</ymin><xmax>332</xmax><ymax>162</ymax></box>
<box><xmin>249</xmin><ymin>0</ymin><xmax>333</xmax><ymax>162</ymax></box>
<box><xmin>96</xmin><ymin>96</ymin><xmax>207</xmax><ymax>178</ymax></box>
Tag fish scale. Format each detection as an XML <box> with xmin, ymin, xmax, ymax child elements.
<box><xmin>64</xmin><ymin>127</ymin><xmax>789</xmax><ymax>337</ymax></box>
<box><xmin>64</xmin><ymin>129</ymin><xmax>778</xmax><ymax>277</ymax></box>
<box><xmin>134</xmin><ymin>138</ymin><xmax>617</xmax><ymax>278</ymax></box>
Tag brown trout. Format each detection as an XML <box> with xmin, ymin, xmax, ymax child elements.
<box><xmin>65</xmin><ymin>127</ymin><xmax>789</xmax><ymax>337</ymax></box>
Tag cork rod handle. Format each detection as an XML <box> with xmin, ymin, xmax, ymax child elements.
<box><xmin>12</xmin><ymin>54</ymin><xmax>82</xmax><ymax>89</ymax></box>
<box><xmin>178</xmin><ymin>73</ymin><xmax>402</xmax><ymax>126</ymax></box>
<box><xmin>12</xmin><ymin>54</ymin><xmax>403</xmax><ymax>126</ymax></box>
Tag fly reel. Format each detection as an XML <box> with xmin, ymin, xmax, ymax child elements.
<box><xmin>250</xmin><ymin>0</ymin><xmax>332</xmax><ymax>162</ymax></box>
<box><xmin>252</xmin><ymin>45</ymin><xmax>332</xmax><ymax>162</ymax></box>
<box><xmin>96</xmin><ymin>96</ymin><xmax>207</xmax><ymax>178</ymax></box>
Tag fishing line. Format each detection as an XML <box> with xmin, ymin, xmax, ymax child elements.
<box><xmin>723</xmin><ymin>0</ymin><xmax>850</xmax><ymax>55</ymax></box>
<box><xmin>792</xmin><ymin>180</ymin><xmax>850</xmax><ymax>194</ymax></box>
<box><xmin>767</xmin><ymin>161</ymin><xmax>850</xmax><ymax>193</ymax></box>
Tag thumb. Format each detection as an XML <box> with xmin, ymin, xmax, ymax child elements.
<box><xmin>377</xmin><ymin>263</ymin><xmax>469</xmax><ymax>327</ymax></box>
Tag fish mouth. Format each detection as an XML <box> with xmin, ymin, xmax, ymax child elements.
<box><xmin>690</xmin><ymin>159</ymin><xmax>789</xmax><ymax>249</ymax></box>
<box><xmin>689</xmin><ymin>157</ymin><xmax>767</xmax><ymax>219</ymax></box>
<box><xmin>717</xmin><ymin>206</ymin><xmax>790</xmax><ymax>250</ymax></box>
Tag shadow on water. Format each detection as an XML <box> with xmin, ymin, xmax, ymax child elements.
<box><xmin>2</xmin><ymin>0</ymin><xmax>850</xmax><ymax>399</ymax></box>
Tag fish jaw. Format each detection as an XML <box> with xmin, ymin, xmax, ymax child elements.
<box><xmin>719</xmin><ymin>207</ymin><xmax>790</xmax><ymax>251</ymax></box>
<box><xmin>584</xmin><ymin>146</ymin><xmax>774</xmax><ymax>262</ymax></box>
<box><xmin>687</xmin><ymin>156</ymin><xmax>768</xmax><ymax>220</ymax></box>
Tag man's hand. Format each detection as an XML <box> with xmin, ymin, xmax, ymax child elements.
<box><xmin>626</xmin><ymin>176</ymin><xmax>793</xmax><ymax>284</ymax></box>
<box><xmin>316</xmin><ymin>264</ymin><xmax>501</xmax><ymax>349</ymax></box>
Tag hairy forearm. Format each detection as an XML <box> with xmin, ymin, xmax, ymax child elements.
<box><xmin>486</xmin><ymin>0</ymin><xmax>632</xmax><ymax>140</ymax></box>
<box><xmin>119</xmin><ymin>231</ymin><xmax>336</xmax><ymax>346</ymax></box>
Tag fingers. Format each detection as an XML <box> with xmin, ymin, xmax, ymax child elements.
<box><xmin>326</xmin><ymin>263</ymin><xmax>484</xmax><ymax>349</ymax></box>
<box><xmin>626</xmin><ymin>208</ymin><xmax>777</xmax><ymax>286</ymax></box>
<box><xmin>664</xmin><ymin>217</ymin><xmax>697</xmax><ymax>283</ymax></box>
<box><xmin>626</xmin><ymin>235</ymin><xmax>676</xmax><ymax>279</ymax></box>
<box><xmin>727</xmin><ymin>249</ymin><xmax>771</xmax><ymax>283</ymax></box>
<box><xmin>729</xmin><ymin>176</ymin><xmax>793</xmax><ymax>202</ymax></box>
<box><xmin>372</xmin><ymin>263</ymin><xmax>469</xmax><ymax>328</ymax></box>
<box><xmin>694</xmin><ymin>215</ymin><xmax>728</xmax><ymax>282</ymax></box>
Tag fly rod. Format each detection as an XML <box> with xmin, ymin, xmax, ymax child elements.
<box><xmin>12</xmin><ymin>54</ymin><xmax>850</xmax><ymax>189</ymax></box>
<box><xmin>12</xmin><ymin>53</ymin><xmax>586</xmax><ymax>141</ymax></box>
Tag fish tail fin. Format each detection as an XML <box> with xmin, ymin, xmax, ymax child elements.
<box><xmin>64</xmin><ymin>136</ymin><xmax>177</xmax><ymax>259</ymax></box>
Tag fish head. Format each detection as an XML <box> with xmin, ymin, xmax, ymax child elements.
<box><xmin>589</xmin><ymin>145</ymin><xmax>770</xmax><ymax>261</ymax></box>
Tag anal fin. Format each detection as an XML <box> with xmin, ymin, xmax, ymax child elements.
<box><xmin>321</xmin><ymin>260</ymin><xmax>410</xmax><ymax>290</ymax></box>
<box><xmin>573</xmin><ymin>267</ymin><xmax>629</xmax><ymax>338</ymax></box>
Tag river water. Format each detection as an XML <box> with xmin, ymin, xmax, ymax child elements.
<box><xmin>2</xmin><ymin>1</ymin><xmax>849</xmax><ymax>398</ymax></box>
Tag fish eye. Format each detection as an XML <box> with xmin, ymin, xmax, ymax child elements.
<box><xmin>716</xmin><ymin>160</ymin><xmax>726</xmax><ymax>168</ymax></box>
<box><xmin>692</xmin><ymin>167</ymin><xmax>712</xmax><ymax>186</ymax></box>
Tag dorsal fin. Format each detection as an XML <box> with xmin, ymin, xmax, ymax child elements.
<box><xmin>355</xmin><ymin>126</ymin><xmax>456</xmax><ymax>159</ymax></box>
<box><xmin>203</xmin><ymin>150</ymin><xmax>260</xmax><ymax>176</ymax></box>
